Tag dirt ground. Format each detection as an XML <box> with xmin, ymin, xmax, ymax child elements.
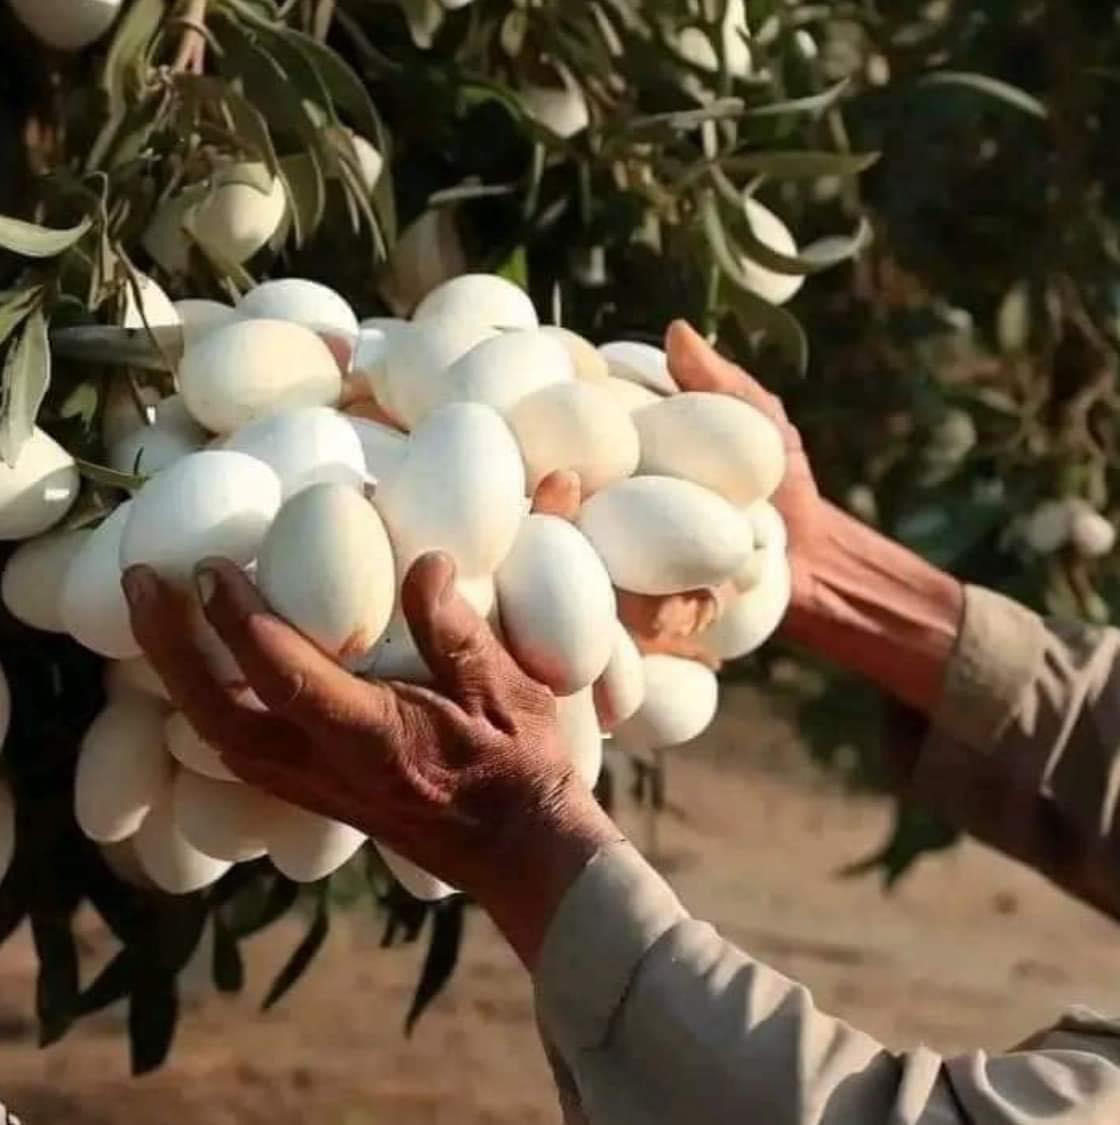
<box><xmin>0</xmin><ymin>683</ymin><xmax>1118</xmax><ymax>1124</ymax></box>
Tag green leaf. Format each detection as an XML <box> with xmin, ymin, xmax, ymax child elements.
<box><xmin>262</xmin><ymin>886</ymin><xmax>329</xmax><ymax>1010</ymax></box>
<box><xmin>623</xmin><ymin>98</ymin><xmax>746</xmax><ymax>137</ymax></box>
<box><xmin>0</xmin><ymin>286</ymin><xmax>44</xmax><ymax>348</ymax></box>
<box><xmin>919</xmin><ymin>71</ymin><xmax>1048</xmax><ymax>119</ymax></box>
<box><xmin>405</xmin><ymin>899</ymin><xmax>465</xmax><ymax>1034</ymax></box>
<box><xmin>728</xmin><ymin>197</ymin><xmax>872</xmax><ymax>276</ymax></box>
<box><xmin>128</xmin><ymin>973</ymin><xmax>178</xmax><ymax>1076</ymax></box>
<box><xmin>211</xmin><ymin>920</ymin><xmax>245</xmax><ymax>994</ymax></box>
<box><xmin>223</xmin><ymin>874</ymin><xmax>299</xmax><ymax>938</ymax></box>
<box><xmin>744</xmin><ymin>79</ymin><xmax>851</xmax><ymax>119</ymax></box>
<box><xmin>31</xmin><ymin>910</ymin><xmax>79</xmax><ymax>1047</ymax></box>
<box><xmin>0</xmin><ymin>215</ymin><xmax>92</xmax><ymax>259</ymax></box>
<box><xmin>720</xmin><ymin>150</ymin><xmax>879</xmax><ymax>180</ymax></box>
<box><xmin>0</xmin><ymin>307</ymin><xmax>50</xmax><ymax>467</ymax></box>
<box><xmin>74</xmin><ymin>458</ymin><xmax>147</xmax><ymax>492</ymax></box>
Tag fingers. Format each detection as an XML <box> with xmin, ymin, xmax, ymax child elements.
<box><xmin>615</xmin><ymin>588</ymin><xmax>721</xmax><ymax>641</ymax></box>
<box><xmin>632</xmin><ymin>630</ymin><xmax>721</xmax><ymax>670</ymax></box>
<box><xmin>531</xmin><ymin>470</ymin><xmax>582</xmax><ymax>521</ymax></box>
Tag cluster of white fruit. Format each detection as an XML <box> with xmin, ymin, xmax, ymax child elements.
<box><xmin>0</xmin><ymin>269</ymin><xmax>789</xmax><ymax>901</ymax></box>
<box><xmin>1022</xmin><ymin>497</ymin><xmax>1117</xmax><ymax>559</ymax></box>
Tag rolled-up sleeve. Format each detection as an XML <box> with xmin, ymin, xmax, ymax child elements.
<box><xmin>535</xmin><ymin>842</ymin><xmax>1120</xmax><ymax>1124</ymax></box>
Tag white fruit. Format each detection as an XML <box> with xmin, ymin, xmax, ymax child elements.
<box><xmin>333</xmin><ymin>130</ymin><xmax>383</xmax><ymax>193</ymax></box>
<box><xmin>353</xmin><ymin>318</ymin><xmax>411</xmax><ymax>407</ymax></box>
<box><xmin>237</xmin><ymin>278</ymin><xmax>359</xmax><ymax>343</ymax></box>
<box><xmin>382</xmin><ymin>209</ymin><xmax>468</xmax><ymax>316</ymax></box>
<box><xmin>362</xmin><ymin>610</ymin><xmax>432</xmax><ymax>683</ymax></box>
<box><xmin>187</xmin><ymin>163</ymin><xmax>287</xmax><ymax>264</ymax></box>
<box><xmin>2</xmin><ymin>529</ymin><xmax>89</xmax><ymax>632</ymax></box>
<box><xmin>592</xmin><ymin>622</ymin><xmax>645</xmax><ymax>731</ymax></box>
<box><xmin>120</xmin><ymin>451</ymin><xmax>282</xmax><ymax>584</ymax></box>
<box><xmin>600</xmin><ymin>376</ymin><xmax>661</xmax><ymax>413</ymax></box>
<box><xmin>0</xmin><ymin>779</ymin><xmax>14</xmax><ymax>885</ymax></box>
<box><xmin>413</xmin><ymin>273</ymin><xmax>538</xmax><ymax>332</ymax></box>
<box><xmin>381</xmin><ymin>318</ymin><xmax>496</xmax><ymax>428</ymax></box>
<box><xmin>496</xmin><ymin>515</ymin><xmax>615</xmax><ymax>693</ymax></box>
<box><xmin>179</xmin><ymin>319</ymin><xmax>341</xmax><ymax>434</ymax></box>
<box><xmin>265</xmin><ymin>799</ymin><xmax>365</xmax><ymax>882</ymax></box>
<box><xmin>105</xmin><ymin>657</ymin><xmax>169</xmax><ymax>702</ymax></box>
<box><xmin>579</xmin><ymin>476</ymin><xmax>752</xmax><ymax>595</ymax></box>
<box><xmin>0</xmin><ymin>428</ymin><xmax>79</xmax><ymax>540</ymax></box>
<box><xmin>75</xmin><ymin>697</ymin><xmax>171</xmax><ymax>842</ymax></box>
<box><xmin>142</xmin><ymin>189</ymin><xmax>201</xmax><ymax>274</ymax></box>
<box><xmin>1070</xmin><ymin>502</ymin><xmax>1117</xmax><ymax>559</ymax></box>
<box><xmin>9</xmin><ymin>0</ymin><xmax>122</xmax><ymax>52</ymax></box>
<box><xmin>672</xmin><ymin>0</ymin><xmax>751</xmax><ymax>77</ymax></box>
<box><xmin>174</xmin><ymin>299</ymin><xmax>238</xmax><ymax>348</ymax></box>
<box><xmin>60</xmin><ymin>502</ymin><xmax>141</xmax><ymax>659</ymax></box>
<box><xmin>101</xmin><ymin>381</ymin><xmax>161</xmax><ymax>448</ymax></box>
<box><xmin>173</xmin><ymin>771</ymin><xmax>269</xmax><ymax>862</ymax></box>
<box><xmin>598</xmin><ymin>341</ymin><xmax>677</xmax><ymax>395</ymax></box>
<box><xmin>165</xmin><ymin>712</ymin><xmax>238</xmax><ymax>783</ymax></box>
<box><xmin>539</xmin><ymin>326</ymin><xmax>608</xmax><ymax>381</ymax></box>
<box><xmin>506</xmin><ymin>380</ymin><xmax>640</xmax><ymax>494</ymax></box>
<box><xmin>346</xmin><ymin>417</ymin><xmax>406</xmax><ymax>484</ymax></box>
<box><xmin>376</xmin><ymin>845</ymin><xmax>455</xmax><ymax>902</ymax></box>
<box><xmin>223</xmin><ymin>407</ymin><xmax>366</xmax><ymax>498</ymax></box>
<box><xmin>122</xmin><ymin>273</ymin><xmax>179</xmax><ymax>330</ymax></box>
<box><xmin>733</xmin><ymin>500</ymin><xmax>787</xmax><ymax>591</ymax></box>
<box><xmin>739</xmin><ymin>198</ymin><xmax>803</xmax><ymax>306</ymax></box>
<box><xmin>109</xmin><ymin>415</ymin><xmax>206</xmax><ymax>476</ymax></box>
<box><xmin>456</xmin><ymin>573</ymin><xmax>496</xmax><ymax>619</ymax></box>
<box><xmin>556</xmin><ymin>689</ymin><xmax>603</xmax><ymax>788</ymax></box>
<box><xmin>376</xmin><ymin>402</ymin><xmax>525</xmax><ymax>576</ymax></box>
<box><xmin>702</xmin><ymin>546</ymin><xmax>790</xmax><ymax>659</ymax></box>
<box><xmin>0</xmin><ymin>664</ymin><xmax>9</xmax><ymax>754</ymax></box>
<box><xmin>134</xmin><ymin>784</ymin><xmax>232</xmax><ymax>893</ymax></box>
<box><xmin>613</xmin><ymin>656</ymin><xmax>719</xmax><ymax>753</ymax></box>
<box><xmin>520</xmin><ymin>74</ymin><xmax>589</xmax><ymax>138</ymax></box>
<box><xmin>634</xmin><ymin>391</ymin><xmax>786</xmax><ymax>505</ymax></box>
<box><xmin>1024</xmin><ymin>499</ymin><xmax>1070</xmax><ymax>554</ymax></box>
<box><xmin>257</xmin><ymin>483</ymin><xmax>395</xmax><ymax>659</ymax></box>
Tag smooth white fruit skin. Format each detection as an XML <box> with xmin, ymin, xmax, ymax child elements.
<box><xmin>188</xmin><ymin>163</ymin><xmax>287</xmax><ymax>264</ymax></box>
<box><xmin>10</xmin><ymin>0</ymin><xmax>122</xmax><ymax>52</ymax></box>
<box><xmin>382</xmin><ymin>209</ymin><xmax>468</xmax><ymax>316</ymax></box>
<box><xmin>592</xmin><ymin>622</ymin><xmax>645</xmax><ymax>732</ymax></box>
<box><xmin>673</xmin><ymin>0</ymin><xmax>751</xmax><ymax>77</ymax></box>
<box><xmin>441</xmin><ymin>329</ymin><xmax>575</xmax><ymax>421</ymax></box>
<box><xmin>733</xmin><ymin>500</ymin><xmax>787</xmax><ymax>591</ymax></box>
<box><xmin>75</xmin><ymin>698</ymin><xmax>172</xmax><ymax>843</ymax></box>
<box><xmin>266</xmin><ymin>799</ymin><xmax>365</xmax><ymax>882</ymax></box>
<box><xmin>135</xmin><ymin>783</ymin><xmax>232</xmax><ymax>894</ymax></box>
<box><xmin>520</xmin><ymin>80</ymin><xmax>589</xmax><ymax>139</ymax></box>
<box><xmin>1024</xmin><ymin>499</ymin><xmax>1071</xmax><ymax>554</ymax></box>
<box><xmin>381</xmin><ymin>318</ymin><xmax>497</xmax><ymax>428</ymax></box>
<box><xmin>2</xmin><ymin>529</ymin><xmax>89</xmax><ymax>632</ymax></box>
<box><xmin>142</xmin><ymin>189</ymin><xmax>200</xmax><ymax>274</ymax></box>
<box><xmin>109</xmin><ymin>419</ymin><xmax>205</xmax><ymax>476</ymax></box>
<box><xmin>173</xmin><ymin>771</ymin><xmax>269</xmax><ymax>862</ymax></box>
<box><xmin>173</xmin><ymin>299</ymin><xmax>238</xmax><ymax>348</ymax></box>
<box><xmin>506</xmin><ymin>380</ymin><xmax>640</xmax><ymax>494</ymax></box>
<box><xmin>165</xmin><ymin>712</ymin><xmax>238</xmax><ymax>783</ymax></box>
<box><xmin>122</xmin><ymin>273</ymin><xmax>180</xmax><ymax>330</ymax></box>
<box><xmin>739</xmin><ymin>198</ymin><xmax>803</xmax><ymax>306</ymax></box>
<box><xmin>0</xmin><ymin>664</ymin><xmax>9</xmax><ymax>755</ymax></box>
<box><xmin>120</xmin><ymin>451</ymin><xmax>282</xmax><ymax>585</ymax></box>
<box><xmin>237</xmin><ymin>278</ymin><xmax>359</xmax><ymax>341</ymax></box>
<box><xmin>496</xmin><ymin>515</ymin><xmax>616</xmax><ymax>694</ymax></box>
<box><xmin>346</xmin><ymin>417</ymin><xmax>406</xmax><ymax>484</ymax></box>
<box><xmin>257</xmin><ymin>483</ymin><xmax>395</xmax><ymax>659</ymax></box>
<box><xmin>223</xmin><ymin>407</ymin><xmax>366</xmax><ymax>498</ymax></box>
<box><xmin>1070</xmin><ymin>503</ymin><xmax>1117</xmax><ymax>559</ymax></box>
<box><xmin>598</xmin><ymin>341</ymin><xmax>677</xmax><ymax>395</ymax></box>
<box><xmin>353</xmin><ymin>319</ymin><xmax>411</xmax><ymax>408</ymax></box>
<box><xmin>413</xmin><ymin>273</ymin><xmax>538</xmax><ymax>332</ymax></box>
<box><xmin>539</xmin><ymin>326</ymin><xmax>609</xmax><ymax>381</ymax></box>
<box><xmin>600</xmin><ymin>377</ymin><xmax>661</xmax><ymax>414</ymax></box>
<box><xmin>61</xmin><ymin>502</ymin><xmax>141</xmax><ymax>659</ymax></box>
<box><xmin>178</xmin><ymin>319</ymin><xmax>342</xmax><ymax>434</ymax></box>
<box><xmin>362</xmin><ymin>610</ymin><xmax>432</xmax><ymax>684</ymax></box>
<box><xmin>557</xmin><ymin>689</ymin><xmax>603</xmax><ymax>788</ymax></box>
<box><xmin>613</xmin><ymin>656</ymin><xmax>719</xmax><ymax>754</ymax></box>
<box><xmin>376</xmin><ymin>845</ymin><xmax>455</xmax><ymax>902</ymax></box>
<box><xmin>376</xmin><ymin>402</ymin><xmax>526</xmax><ymax>577</ymax></box>
<box><xmin>0</xmin><ymin>428</ymin><xmax>80</xmax><ymax>540</ymax></box>
<box><xmin>0</xmin><ymin>778</ymin><xmax>14</xmax><ymax>885</ymax></box>
<box><xmin>579</xmin><ymin>476</ymin><xmax>752</xmax><ymax>595</ymax></box>
<box><xmin>105</xmin><ymin>657</ymin><xmax>170</xmax><ymax>702</ymax></box>
<box><xmin>635</xmin><ymin>392</ymin><xmax>786</xmax><ymax>506</ymax></box>
<box><xmin>702</xmin><ymin>546</ymin><xmax>791</xmax><ymax>659</ymax></box>
<box><xmin>330</xmin><ymin>130</ymin><xmax>383</xmax><ymax>193</ymax></box>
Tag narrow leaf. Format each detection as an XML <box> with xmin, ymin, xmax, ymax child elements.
<box><xmin>624</xmin><ymin>98</ymin><xmax>745</xmax><ymax>136</ymax></box>
<box><xmin>0</xmin><ymin>215</ymin><xmax>91</xmax><ymax>259</ymax></box>
<box><xmin>744</xmin><ymin>79</ymin><xmax>851</xmax><ymax>119</ymax></box>
<box><xmin>0</xmin><ymin>307</ymin><xmax>50</xmax><ymax>467</ymax></box>
<box><xmin>919</xmin><ymin>72</ymin><xmax>1047</xmax><ymax>119</ymax></box>
<box><xmin>211</xmin><ymin>920</ymin><xmax>245</xmax><ymax>994</ymax></box>
<box><xmin>77</xmin><ymin>950</ymin><xmax>136</xmax><ymax>1016</ymax></box>
<box><xmin>720</xmin><ymin>150</ymin><xmax>879</xmax><ymax>180</ymax></box>
<box><xmin>405</xmin><ymin>899</ymin><xmax>465</xmax><ymax>1034</ymax></box>
<box><xmin>262</xmin><ymin>888</ymin><xmax>329</xmax><ymax>1010</ymax></box>
<box><xmin>31</xmin><ymin>911</ymin><xmax>79</xmax><ymax>1047</ymax></box>
<box><xmin>730</xmin><ymin>198</ymin><xmax>872</xmax><ymax>276</ymax></box>
<box><xmin>225</xmin><ymin>873</ymin><xmax>299</xmax><ymax>938</ymax></box>
<box><xmin>128</xmin><ymin>973</ymin><xmax>178</xmax><ymax>1076</ymax></box>
<box><xmin>0</xmin><ymin>286</ymin><xmax>43</xmax><ymax>348</ymax></box>
<box><xmin>74</xmin><ymin>458</ymin><xmax>147</xmax><ymax>492</ymax></box>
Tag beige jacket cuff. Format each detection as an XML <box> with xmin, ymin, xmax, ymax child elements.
<box><xmin>533</xmin><ymin>841</ymin><xmax>687</xmax><ymax>1056</ymax></box>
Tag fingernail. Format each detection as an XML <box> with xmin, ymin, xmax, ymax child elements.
<box><xmin>194</xmin><ymin>566</ymin><xmax>217</xmax><ymax>607</ymax></box>
<box><xmin>434</xmin><ymin>553</ymin><xmax>458</xmax><ymax>605</ymax></box>
<box><xmin>121</xmin><ymin>567</ymin><xmax>155</xmax><ymax>607</ymax></box>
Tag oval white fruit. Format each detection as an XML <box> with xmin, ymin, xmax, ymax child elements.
<box><xmin>223</xmin><ymin>407</ymin><xmax>366</xmax><ymax>497</ymax></box>
<box><xmin>376</xmin><ymin>402</ymin><xmax>525</xmax><ymax>576</ymax></box>
<box><xmin>507</xmin><ymin>380</ymin><xmax>640</xmax><ymax>494</ymax></box>
<box><xmin>600</xmin><ymin>376</ymin><xmax>660</xmax><ymax>414</ymax></box>
<box><xmin>75</xmin><ymin>697</ymin><xmax>172</xmax><ymax>842</ymax></box>
<box><xmin>334</xmin><ymin>131</ymin><xmax>383</xmax><ymax>193</ymax></box>
<box><xmin>376</xmin><ymin>845</ymin><xmax>455</xmax><ymax>902</ymax></box>
<box><xmin>598</xmin><ymin>341</ymin><xmax>677</xmax><ymax>395</ymax></box>
<box><xmin>346</xmin><ymin>417</ymin><xmax>406</xmax><ymax>484</ymax></box>
<box><xmin>60</xmin><ymin>502</ymin><xmax>141</xmax><ymax>659</ymax></box>
<box><xmin>101</xmin><ymin>381</ymin><xmax>160</xmax><ymax>448</ymax></box>
<box><xmin>257</xmin><ymin>483</ymin><xmax>395</xmax><ymax>659</ymax></box>
<box><xmin>9</xmin><ymin>0</ymin><xmax>122</xmax><ymax>51</ymax></box>
<box><xmin>237</xmin><ymin>278</ymin><xmax>359</xmax><ymax>342</ymax></box>
<box><xmin>1024</xmin><ymin>499</ymin><xmax>1070</xmax><ymax>554</ymax></box>
<box><xmin>134</xmin><ymin>785</ymin><xmax>232</xmax><ymax>893</ymax></box>
<box><xmin>521</xmin><ymin>77</ymin><xmax>589</xmax><ymax>139</ymax></box>
<box><xmin>613</xmin><ymin>656</ymin><xmax>719</xmax><ymax>753</ymax></box>
<box><xmin>141</xmin><ymin>189</ymin><xmax>200</xmax><ymax>274</ymax></box>
<box><xmin>265</xmin><ymin>799</ymin><xmax>365</xmax><ymax>882</ymax></box>
<box><xmin>353</xmin><ymin>319</ymin><xmax>411</xmax><ymax>408</ymax></box>
<box><xmin>362</xmin><ymin>610</ymin><xmax>432</xmax><ymax>684</ymax></box>
<box><xmin>0</xmin><ymin>428</ymin><xmax>79</xmax><ymax>540</ymax></box>
<box><xmin>165</xmin><ymin>712</ymin><xmax>238</xmax><ymax>783</ymax></box>
<box><xmin>413</xmin><ymin>274</ymin><xmax>537</xmax><ymax>332</ymax></box>
<box><xmin>702</xmin><ymin>546</ymin><xmax>790</xmax><ymax>659</ymax></box>
<box><xmin>539</xmin><ymin>326</ymin><xmax>608</xmax><ymax>381</ymax></box>
<box><xmin>179</xmin><ymin>319</ymin><xmax>342</xmax><ymax>434</ymax></box>
<box><xmin>174</xmin><ymin>299</ymin><xmax>238</xmax><ymax>348</ymax></box>
<box><xmin>635</xmin><ymin>392</ymin><xmax>786</xmax><ymax>506</ymax></box>
<box><xmin>496</xmin><ymin>515</ymin><xmax>615</xmax><ymax>693</ymax></box>
<box><xmin>382</xmin><ymin>209</ymin><xmax>467</xmax><ymax>316</ymax></box>
<box><xmin>109</xmin><ymin>417</ymin><xmax>205</xmax><ymax>476</ymax></box>
<box><xmin>578</xmin><ymin>476</ymin><xmax>752</xmax><ymax>595</ymax></box>
<box><xmin>1070</xmin><ymin>502</ymin><xmax>1117</xmax><ymax>559</ymax></box>
<box><xmin>0</xmin><ymin>778</ymin><xmax>14</xmax><ymax>885</ymax></box>
<box><xmin>739</xmin><ymin>198</ymin><xmax>803</xmax><ymax>306</ymax></box>
<box><xmin>592</xmin><ymin>622</ymin><xmax>645</xmax><ymax>731</ymax></box>
<box><xmin>120</xmin><ymin>451</ymin><xmax>282</xmax><ymax>584</ymax></box>
<box><xmin>105</xmin><ymin>657</ymin><xmax>169</xmax><ymax>702</ymax></box>
<box><xmin>173</xmin><ymin>771</ymin><xmax>269</xmax><ymax>862</ymax></box>
<box><xmin>188</xmin><ymin>163</ymin><xmax>287</xmax><ymax>264</ymax></box>
<box><xmin>122</xmin><ymin>272</ymin><xmax>179</xmax><ymax>330</ymax></box>
<box><xmin>557</xmin><ymin>689</ymin><xmax>603</xmax><ymax>788</ymax></box>
<box><xmin>2</xmin><ymin>528</ymin><xmax>89</xmax><ymax>632</ymax></box>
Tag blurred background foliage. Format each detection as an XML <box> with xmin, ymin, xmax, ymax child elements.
<box><xmin>1</xmin><ymin>0</ymin><xmax>1118</xmax><ymax>1069</ymax></box>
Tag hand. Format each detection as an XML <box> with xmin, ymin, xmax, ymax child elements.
<box><xmin>121</xmin><ymin>529</ymin><xmax>619</xmax><ymax>967</ymax></box>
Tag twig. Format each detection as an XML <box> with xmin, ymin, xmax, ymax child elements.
<box><xmin>171</xmin><ymin>0</ymin><xmax>209</xmax><ymax>75</ymax></box>
<box><xmin>312</xmin><ymin>0</ymin><xmax>337</xmax><ymax>42</ymax></box>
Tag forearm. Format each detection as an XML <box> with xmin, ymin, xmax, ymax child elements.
<box><xmin>782</xmin><ymin>501</ymin><xmax>964</xmax><ymax>714</ymax></box>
